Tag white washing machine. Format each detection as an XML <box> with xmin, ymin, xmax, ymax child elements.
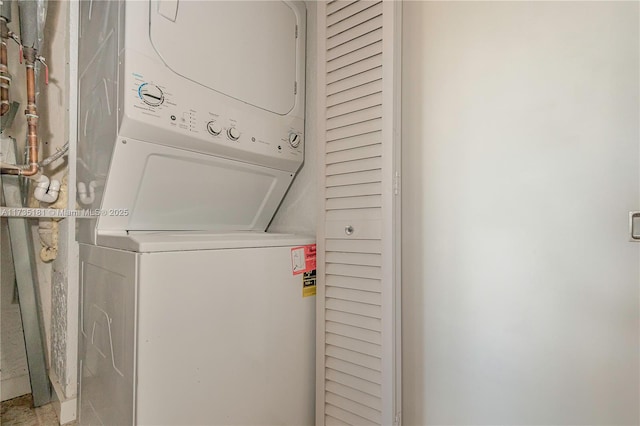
<box><xmin>76</xmin><ymin>1</ymin><xmax>313</xmax><ymax>424</ymax></box>
<box><xmin>79</xmin><ymin>233</ymin><xmax>315</xmax><ymax>425</ymax></box>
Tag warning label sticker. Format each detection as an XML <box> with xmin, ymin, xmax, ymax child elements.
<box><xmin>303</xmin><ymin>270</ymin><xmax>317</xmax><ymax>298</ymax></box>
<box><xmin>291</xmin><ymin>244</ymin><xmax>316</xmax><ymax>275</ymax></box>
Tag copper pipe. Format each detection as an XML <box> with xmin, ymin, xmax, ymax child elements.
<box><xmin>1</xmin><ymin>167</ymin><xmax>20</xmax><ymax>175</ymax></box>
<box><xmin>0</xmin><ymin>42</ymin><xmax>8</xmax><ymax>116</ymax></box>
<box><xmin>0</xmin><ymin>18</ymin><xmax>10</xmax><ymax>116</ymax></box>
<box><xmin>0</xmin><ymin>50</ymin><xmax>40</xmax><ymax>177</ymax></box>
<box><xmin>20</xmin><ymin>60</ymin><xmax>38</xmax><ymax>176</ymax></box>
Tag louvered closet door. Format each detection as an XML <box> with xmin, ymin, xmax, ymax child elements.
<box><xmin>317</xmin><ymin>1</ymin><xmax>401</xmax><ymax>425</ymax></box>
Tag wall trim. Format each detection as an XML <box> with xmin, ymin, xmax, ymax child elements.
<box><xmin>0</xmin><ymin>375</ymin><xmax>31</xmax><ymax>402</ymax></box>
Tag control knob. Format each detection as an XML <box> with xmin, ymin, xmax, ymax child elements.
<box><xmin>227</xmin><ymin>127</ymin><xmax>240</xmax><ymax>141</ymax></box>
<box><xmin>288</xmin><ymin>132</ymin><xmax>301</xmax><ymax>148</ymax></box>
<box><xmin>206</xmin><ymin>121</ymin><xmax>222</xmax><ymax>136</ymax></box>
<box><xmin>139</xmin><ymin>83</ymin><xmax>164</xmax><ymax>107</ymax></box>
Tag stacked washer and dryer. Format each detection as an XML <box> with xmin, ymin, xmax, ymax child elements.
<box><xmin>77</xmin><ymin>1</ymin><xmax>313</xmax><ymax>425</ymax></box>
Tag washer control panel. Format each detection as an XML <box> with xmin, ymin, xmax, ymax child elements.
<box><xmin>138</xmin><ymin>83</ymin><xmax>165</xmax><ymax>106</ymax></box>
<box><xmin>206</xmin><ymin>121</ymin><xmax>222</xmax><ymax>136</ymax></box>
<box><xmin>123</xmin><ymin>58</ymin><xmax>304</xmax><ymax>174</ymax></box>
<box><xmin>288</xmin><ymin>132</ymin><xmax>301</xmax><ymax>148</ymax></box>
<box><xmin>227</xmin><ymin>127</ymin><xmax>240</xmax><ymax>141</ymax></box>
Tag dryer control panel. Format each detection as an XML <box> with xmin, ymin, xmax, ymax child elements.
<box><xmin>119</xmin><ymin>53</ymin><xmax>304</xmax><ymax>174</ymax></box>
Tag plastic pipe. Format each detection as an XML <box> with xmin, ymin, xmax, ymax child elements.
<box><xmin>34</xmin><ymin>175</ymin><xmax>60</xmax><ymax>203</ymax></box>
<box><xmin>77</xmin><ymin>181</ymin><xmax>96</xmax><ymax>205</ymax></box>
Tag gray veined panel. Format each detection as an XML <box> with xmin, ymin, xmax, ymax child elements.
<box><xmin>325</xmin><ymin>182</ymin><xmax>381</xmax><ymax>198</ymax></box>
<box><xmin>327</xmin><ymin>80</ymin><xmax>382</xmax><ymax>108</ymax></box>
<box><xmin>326</xmin><ymin>309</ymin><xmax>381</xmax><ymax>331</ymax></box>
<box><xmin>326</xmin><ymin>170</ymin><xmax>382</xmax><ymax>187</ymax></box>
<box><xmin>326</xmin><ymin>208</ymin><xmax>381</xmax><ymax>221</ymax></box>
<box><xmin>326</xmin><ymin>333</ymin><xmax>383</xmax><ymax>358</ymax></box>
<box><xmin>326</xmin><ymin>358</ymin><xmax>382</xmax><ymax>385</ymax></box>
<box><xmin>325</xmin><ymin>414</ymin><xmax>351</xmax><ymax>426</ymax></box>
<box><xmin>327</xmin><ymin>41</ymin><xmax>382</xmax><ymax>73</ymax></box>
<box><xmin>326</xmin><ymin>0</ymin><xmax>359</xmax><ymax>16</ymax></box>
<box><xmin>326</xmin><ymin>195</ymin><xmax>382</xmax><ymax>210</ymax></box>
<box><xmin>325</xmin><ymin>392</ymin><xmax>382</xmax><ymax>424</ymax></box>
<box><xmin>326</xmin><ymin>251</ymin><xmax>381</xmax><ymax>267</ymax></box>
<box><xmin>326</xmin><ymin>2</ymin><xmax>382</xmax><ymax>38</ymax></box>
<box><xmin>326</xmin><ymin>369</ymin><xmax>382</xmax><ymax>398</ymax></box>
<box><xmin>326</xmin><ymin>238</ymin><xmax>382</xmax><ymax>254</ymax></box>
<box><xmin>327</xmin><ymin>0</ymin><xmax>380</xmax><ymax>27</ymax></box>
<box><xmin>326</xmin><ymin>156</ymin><xmax>381</xmax><ymax>176</ymax></box>
<box><xmin>326</xmin><ymin>105</ymin><xmax>383</xmax><ymax>131</ymax></box>
<box><xmin>327</xmin><ymin>28</ymin><xmax>383</xmax><ymax>62</ymax></box>
<box><xmin>327</xmin><ymin>55</ymin><xmax>383</xmax><ymax>85</ymax></box>
<box><xmin>326</xmin><ymin>144</ymin><xmax>381</xmax><ymax>165</ymax></box>
<box><xmin>2</xmin><ymin>145</ymin><xmax>52</xmax><ymax>406</ymax></box>
<box><xmin>326</xmin><ymin>118</ymin><xmax>382</xmax><ymax>142</ymax></box>
<box><xmin>325</xmin><ymin>286</ymin><xmax>382</xmax><ymax>305</ymax></box>
<box><xmin>325</xmin><ymin>404</ymin><xmax>379</xmax><ymax>426</ymax></box>
<box><xmin>326</xmin><ymin>380</ymin><xmax>382</xmax><ymax>411</ymax></box>
<box><xmin>326</xmin><ymin>275</ymin><xmax>382</xmax><ymax>293</ymax></box>
<box><xmin>326</xmin><ymin>298</ymin><xmax>382</xmax><ymax>319</ymax></box>
<box><xmin>327</xmin><ymin>67</ymin><xmax>382</xmax><ymax>96</ymax></box>
<box><xmin>327</xmin><ymin>93</ymin><xmax>382</xmax><ymax>120</ymax></box>
<box><xmin>326</xmin><ymin>321</ymin><xmax>382</xmax><ymax>346</ymax></box>
<box><xmin>327</xmin><ymin>15</ymin><xmax>383</xmax><ymax>51</ymax></box>
<box><xmin>326</xmin><ymin>264</ymin><xmax>382</xmax><ymax>280</ymax></box>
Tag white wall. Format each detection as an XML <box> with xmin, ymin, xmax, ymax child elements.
<box><xmin>402</xmin><ymin>2</ymin><xmax>639</xmax><ymax>425</ymax></box>
<box><xmin>269</xmin><ymin>0</ymin><xmax>317</xmax><ymax>236</ymax></box>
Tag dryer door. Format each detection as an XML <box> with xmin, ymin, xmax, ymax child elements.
<box><xmin>149</xmin><ymin>0</ymin><xmax>300</xmax><ymax>116</ymax></box>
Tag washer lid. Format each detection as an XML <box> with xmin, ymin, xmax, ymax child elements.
<box><xmin>149</xmin><ymin>0</ymin><xmax>300</xmax><ymax>115</ymax></box>
<box><xmin>96</xmin><ymin>231</ymin><xmax>315</xmax><ymax>252</ymax></box>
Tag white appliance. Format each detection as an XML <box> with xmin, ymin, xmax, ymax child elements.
<box><xmin>77</xmin><ymin>0</ymin><xmax>306</xmax><ymax>243</ymax></box>
<box><xmin>79</xmin><ymin>233</ymin><xmax>315</xmax><ymax>425</ymax></box>
<box><xmin>76</xmin><ymin>1</ymin><xmax>313</xmax><ymax>424</ymax></box>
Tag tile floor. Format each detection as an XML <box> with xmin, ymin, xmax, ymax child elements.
<box><xmin>0</xmin><ymin>394</ymin><xmax>77</xmax><ymax>426</ymax></box>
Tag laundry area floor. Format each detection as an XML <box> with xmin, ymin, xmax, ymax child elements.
<box><xmin>0</xmin><ymin>395</ymin><xmax>76</xmax><ymax>426</ymax></box>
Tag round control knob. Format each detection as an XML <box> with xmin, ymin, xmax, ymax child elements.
<box><xmin>288</xmin><ymin>132</ymin><xmax>301</xmax><ymax>148</ymax></box>
<box><xmin>139</xmin><ymin>83</ymin><xmax>164</xmax><ymax>107</ymax></box>
<box><xmin>227</xmin><ymin>127</ymin><xmax>240</xmax><ymax>141</ymax></box>
<box><xmin>206</xmin><ymin>121</ymin><xmax>222</xmax><ymax>136</ymax></box>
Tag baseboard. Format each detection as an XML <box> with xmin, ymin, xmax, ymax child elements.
<box><xmin>1</xmin><ymin>374</ymin><xmax>31</xmax><ymax>401</ymax></box>
<box><xmin>50</xmin><ymin>373</ymin><xmax>77</xmax><ymax>425</ymax></box>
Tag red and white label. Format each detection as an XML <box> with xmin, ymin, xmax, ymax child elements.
<box><xmin>291</xmin><ymin>244</ymin><xmax>316</xmax><ymax>275</ymax></box>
